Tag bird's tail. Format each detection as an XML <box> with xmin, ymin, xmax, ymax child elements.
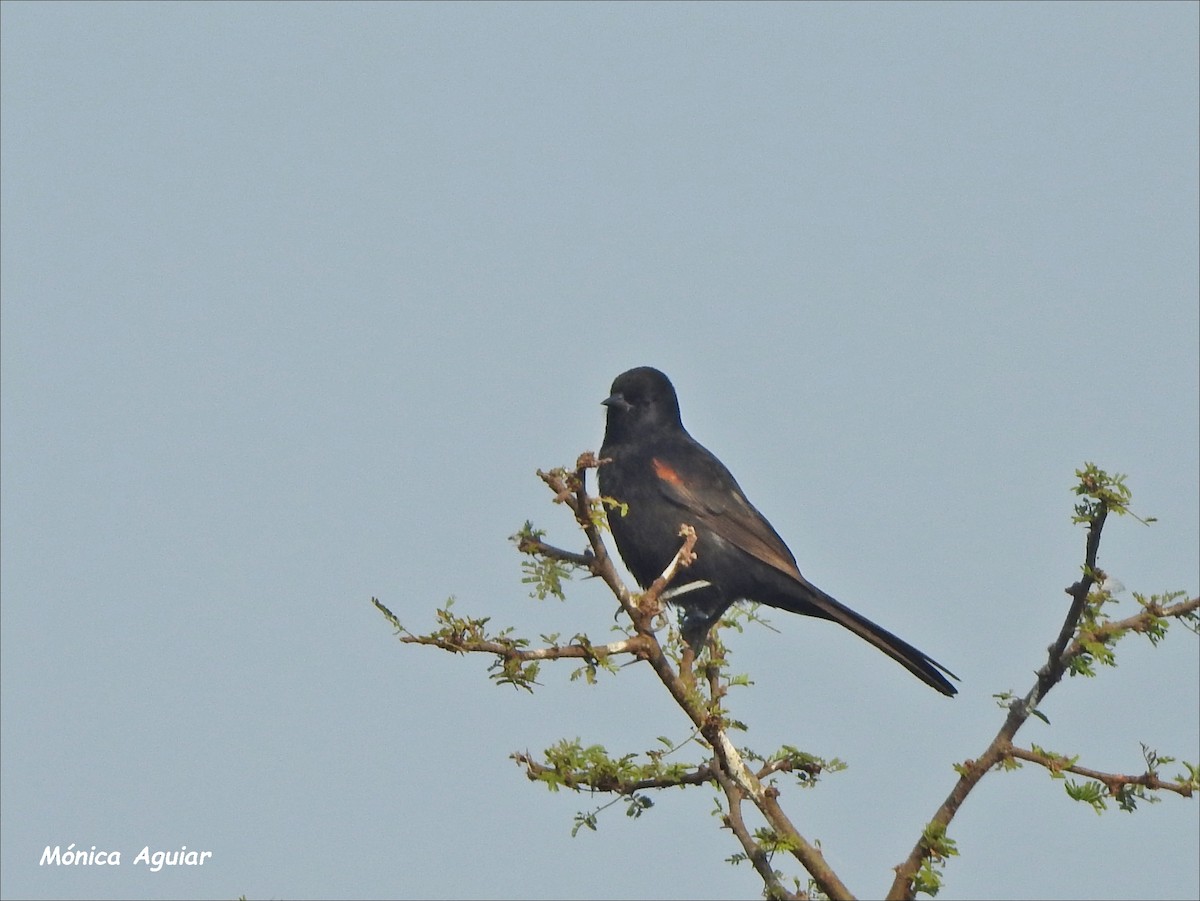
<box><xmin>768</xmin><ymin>583</ymin><xmax>959</xmax><ymax>697</ymax></box>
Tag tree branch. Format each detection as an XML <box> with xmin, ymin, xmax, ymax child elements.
<box><xmin>514</xmin><ymin>535</ymin><xmax>595</xmax><ymax>568</ymax></box>
<box><xmin>1040</xmin><ymin>501</ymin><xmax>1108</xmax><ymax>704</ymax></box>
<box><xmin>1063</xmin><ymin>596</ymin><xmax>1200</xmax><ymax>661</ymax></box>
<box><xmin>512</xmin><ymin>752</ymin><xmax>717</xmax><ymax>792</ymax></box>
<box><xmin>553</xmin><ymin>456</ymin><xmax>857</xmax><ymax>900</ymax></box>
<box><xmin>400</xmin><ymin>632</ymin><xmax>643</xmax><ymax>662</ymax></box>
<box><xmin>378</xmin><ymin>457</ymin><xmax>1194</xmax><ymax>901</ymax></box>
<box><xmin>886</xmin><ymin>494</ymin><xmax>1197</xmax><ymax>899</ymax></box>
<box><xmin>478</xmin><ymin>458</ymin><xmax>859</xmax><ymax>897</ymax></box>
<box><xmin>640</xmin><ymin>524</ymin><xmax>699</xmax><ymax>614</ymax></box>
<box><xmin>1005</xmin><ymin>744</ymin><xmax>1196</xmax><ymax>799</ymax></box>
<box><xmin>887</xmin><ymin>497</ymin><xmax>1113</xmax><ymax>899</ymax></box>
<box><xmin>537</xmin><ymin>457</ymin><xmax>644</xmax><ymax>627</ymax></box>
<box><xmin>713</xmin><ymin>764</ymin><xmax>802</xmax><ymax>901</ymax></box>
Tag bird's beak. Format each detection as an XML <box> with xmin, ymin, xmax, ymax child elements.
<box><xmin>602</xmin><ymin>392</ymin><xmax>632</xmax><ymax>412</ymax></box>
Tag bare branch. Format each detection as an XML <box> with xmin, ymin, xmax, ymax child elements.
<box><xmin>515</xmin><ymin>535</ymin><xmax>594</xmax><ymax>568</ymax></box>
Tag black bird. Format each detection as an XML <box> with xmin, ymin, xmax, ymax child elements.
<box><xmin>598</xmin><ymin>366</ymin><xmax>958</xmax><ymax>696</ymax></box>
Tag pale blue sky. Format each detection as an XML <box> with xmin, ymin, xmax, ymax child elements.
<box><xmin>2</xmin><ymin>2</ymin><xmax>1197</xmax><ymax>900</ymax></box>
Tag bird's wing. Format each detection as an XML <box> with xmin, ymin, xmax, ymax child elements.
<box><xmin>650</xmin><ymin>453</ymin><xmax>807</xmax><ymax>583</ymax></box>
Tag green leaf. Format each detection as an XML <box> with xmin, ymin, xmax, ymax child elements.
<box><xmin>571</xmin><ymin>811</ymin><xmax>598</xmax><ymax>837</ymax></box>
<box><xmin>1064</xmin><ymin>778</ymin><xmax>1108</xmax><ymax>813</ymax></box>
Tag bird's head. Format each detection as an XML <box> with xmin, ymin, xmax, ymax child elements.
<box><xmin>602</xmin><ymin>366</ymin><xmax>684</xmax><ymax>440</ymax></box>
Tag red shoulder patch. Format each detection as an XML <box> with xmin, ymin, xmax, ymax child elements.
<box><xmin>652</xmin><ymin>457</ymin><xmax>684</xmax><ymax>486</ymax></box>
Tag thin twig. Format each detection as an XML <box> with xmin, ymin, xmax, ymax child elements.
<box><xmin>640</xmin><ymin>524</ymin><xmax>699</xmax><ymax>614</ymax></box>
<box><xmin>1006</xmin><ymin>745</ymin><xmax>1196</xmax><ymax>799</ymax></box>
<box><xmin>516</xmin><ymin>536</ymin><xmax>594</xmax><ymax>568</ymax></box>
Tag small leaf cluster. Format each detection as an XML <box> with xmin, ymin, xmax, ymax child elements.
<box><xmin>912</xmin><ymin>822</ymin><xmax>959</xmax><ymax>898</ymax></box>
<box><xmin>592</xmin><ymin>494</ymin><xmax>627</xmax><ymax>528</ymax></box>
<box><xmin>1136</xmin><ymin>590</ymin><xmax>1198</xmax><ymax>642</ymax></box>
<box><xmin>511</xmin><ymin>521</ymin><xmax>579</xmax><ymax>600</ymax></box>
<box><xmin>521</xmin><ymin>737</ymin><xmax>705</xmax><ymax>795</ymax></box>
<box><xmin>990</xmin><ymin>690</ymin><xmax>1051</xmax><ymax>726</ymax></box>
<box><xmin>1062</xmin><ymin>776</ymin><xmax>1168</xmax><ymax>814</ymax></box>
<box><xmin>725</xmin><ymin>825</ymin><xmax>801</xmax><ymax>866</ymax></box>
<box><xmin>570</xmin><ymin>792</ymin><xmax>653</xmax><ymax>837</ymax></box>
<box><xmin>516</xmin><ymin>736</ymin><xmax>709</xmax><ymax>836</ymax></box>
<box><xmin>1068</xmin><ymin>575</ymin><xmax>1124</xmax><ymax>677</ymax></box>
<box><xmin>1065</xmin><ymin>744</ymin><xmax>1199</xmax><ymax>814</ymax></box>
<box><xmin>410</xmin><ymin>598</ymin><xmax>544</xmax><ymax>690</ymax></box>
<box><xmin>564</xmin><ymin>635</ymin><xmax>621</xmax><ymax>684</ymax></box>
<box><xmin>1070</xmin><ymin>589</ymin><xmax>1192</xmax><ymax>678</ymax></box>
<box><xmin>1072</xmin><ymin>462</ymin><xmax>1154</xmax><ymax>525</ymax></box>
<box><xmin>740</xmin><ymin>745</ymin><xmax>848</xmax><ymax>789</ymax></box>
<box><xmin>437</xmin><ymin>602</ymin><xmax>542</xmax><ymax>690</ymax></box>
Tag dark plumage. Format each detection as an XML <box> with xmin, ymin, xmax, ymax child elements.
<box><xmin>598</xmin><ymin>366</ymin><xmax>958</xmax><ymax>696</ymax></box>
